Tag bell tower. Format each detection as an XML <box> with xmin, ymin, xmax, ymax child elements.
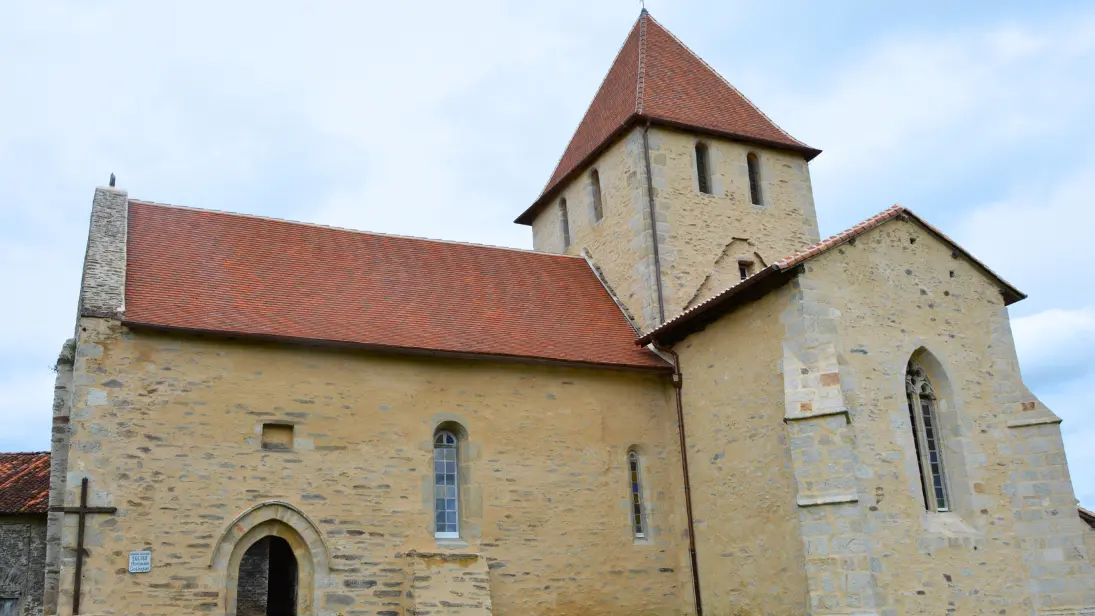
<box><xmin>515</xmin><ymin>10</ymin><xmax>821</xmax><ymax>331</ymax></box>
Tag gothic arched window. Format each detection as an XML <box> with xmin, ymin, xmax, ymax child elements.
<box><xmin>906</xmin><ymin>360</ymin><xmax>950</xmax><ymax>511</ymax></box>
<box><xmin>591</xmin><ymin>169</ymin><xmax>604</xmax><ymax>222</ymax></box>
<box><xmin>559</xmin><ymin>198</ymin><xmax>571</xmax><ymax>249</ymax></box>
<box><xmin>627</xmin><ymin>450</ymin><xmax>647</xmax><ymax>538</ymax></box>
<box><xmin>434</xmin><ymin>431</ymin><xmax>460</xmax><ymax>538</ymax></box>
<box><xmin>747</xmin><ymin>152</ymin><xmax>763</xmax><ymax>205</ymax></box>
<box><xmin>695</xmin><ymin>142</ymin><xmax>712</xmax><ymax>195</ymax></box>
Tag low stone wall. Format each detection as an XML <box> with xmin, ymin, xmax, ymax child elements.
<box><xmin>0</xmin><ymin>514</ymin><xmax>47</xmax><ymax>616</ymax></box>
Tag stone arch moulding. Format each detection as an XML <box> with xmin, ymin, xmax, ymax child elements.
<box><xmin>208</xmin><ymin>501</ymin><xmax>338</xmax><ymax>615</ymax></box>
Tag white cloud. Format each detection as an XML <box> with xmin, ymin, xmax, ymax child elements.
<box><xmin>951</xmin><ymin>159</ymin><xmax>1095</xmax><ymax>306</ymax></box>
<box><xmin>1012</xmin><ymin>308</ymin><xmax>1095</xmax><ymax>383</ymax></box>
<box><xmin>761</xmin><ymin>9</ymin><xmax>1095</xmax><ymax>230</ymax></box>
<box><xmin>1</xmin><ymin>1</ymin><xmax>1093</xmax><ymax>511</ymax></box>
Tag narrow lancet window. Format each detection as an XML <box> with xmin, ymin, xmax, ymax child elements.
<box><xmin>747</xmin><ymin>152</ymin><xmax>763</xmax><ymax>205</ymax></box>
<box><xmin>434</xmin><ymin>431</ymin><xmax>459</xmax><ymax>538</ymax></box>
<box><xmin>559</xmin><ymin>198</ymin><xmax>571</xmax><ymax>248</ymax></box>
<box><xmin>591</xmin><ymin>169</ymin><xmax>604</xmax><ymax>222</ymax></box>
<box><xmin>905</xmin><ymin>361</ymin><xmax>950</xmax><ymax>512</ymax></box>
<box><xmin>695</xmin><ymin>143</ymin><xmax>711</xmax><ymax>194</ymax></box>
<box><xmin>628</xmin><ymin>450</ymin><xmax>647</xmax><ymax>538</ymax></box>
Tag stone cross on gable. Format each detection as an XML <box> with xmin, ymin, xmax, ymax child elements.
<box><xmin>49</xmin><ymin>477</ymin><xmax>117</xmax><ymax>615</ymax></box>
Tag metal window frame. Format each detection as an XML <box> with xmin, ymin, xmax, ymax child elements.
<box><xmin>434</xmin><ymin>431</ymin><xmax>460</xmax><ymax>539</ymax></box>
<box><xmin>628</xmin><ymin>450</ymin><xmax>648</xmax><ymax>539</ymax></box>
<box><xmin>906</xmin><ymin>363</ymin><xmax>951</xmax><ymax>512</ymax></box>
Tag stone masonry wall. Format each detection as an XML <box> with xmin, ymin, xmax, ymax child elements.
<box><xmin>796</xmin><ymin>216</ymin><xmax>1095</xmax><ymax>614</ymax></box>
<box><xmin>530</xmin><ymin>127</ymin><xmax>820</xmax><ymax>333</ymax></box>
<box><xmin>43</xmin><ymin>339</ymin><xmax>74</xmax><ymax>615</ymax></box>
<box><xmin>1084</xmin><ymin>518</ymin><xmax>1095</xmax><ymax>575</ymax></box>
<box><xmin>76</xmin><ymin>187</ymin><xmax>127</xmax><ymax>319</ymax></box>
<box><xmin>531</xmin><ymin>127</ymin><xmax>662</xmax><ymax>331</ymax></box>
<box><xmin>674</xmin><ymin>287</ymin><xmax>810</xmax><ymax>615</ymax></box>
<box><xmin>406</xmin><ymin>551</ymin><xmax>492</xmax><ymax>615</ymax></box>
<box><xmin>0</xmin><ymin>515</ymin><xmax>47</xmax><ymax>616</ymax></box>
<box><xmin>54</xmin><ymin>316</ymin><xmax>694</xmax><ymax>616</ymax></box>
<box><xmin>646</xmin><ymin>127</ymin><xmax>820</xmax><ymax>323</ymax></box>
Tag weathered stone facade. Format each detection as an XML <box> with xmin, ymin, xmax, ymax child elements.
<box><xmin>36</xmin><ymin>11</ymin><xmax>1095</xmax><ymax>616</ymax></box>
<box><xmin>49</xmin><ymin>316</ymin><xmax>692</xmax><ymax>615</ymax></box>
<box><xmin>670</xmin><ymin>217</ymin><xmax>1095</xmax><ymax>614</ymax></box>
<box><xmin>533</xmin><ymin>126</ymin><xmax>820</xmax><ymax>330</ymax></box>
<box><xmin>0</xmin><ymin>515</ymin><xmax>46</xmax><ymax>616</ymax></box>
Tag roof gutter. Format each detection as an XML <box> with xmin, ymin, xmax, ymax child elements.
<box><xmin>121</xmin><ymin>321</ymin><xmax>674</xmax><ymax>374</ymax></box>
<box><xmin>651</xmin><ymin>344</ymin><xmax>703</xmax><ymax>616</ymax></box>
<box><xmin>637</xmin><ymin>263</ymin><xmax>793</xmax><ymax>346</ymax></box>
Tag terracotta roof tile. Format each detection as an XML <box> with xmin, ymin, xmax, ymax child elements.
<box><xmin>124</xmin><ymin>201</ymin><xmax>668</xmax><ymax>371</ymax></box>
<box><xmin>638</xmin><ymin>206</ymin><xmax>1025</xmax><ymax>345</ymax></box>
<box><xmin>0</xmin><ymin>452</ymin><xmax>50</xmax><ymax>514</ymax></box>
<box><xmin>517</xmin><ymin>11</ymin><xmax>819</xmax><ymax>224</ymax></box>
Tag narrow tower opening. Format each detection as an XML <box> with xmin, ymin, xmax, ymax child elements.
<box><xmin>695</xmin><ymin>142</ymin><xmax>712</xmax><ymax>194</ymax></box>
<box><xmin>559</xmin><ymin>198</ymin><xmax>571</xmax><ymax>248</ymax></box>
<box><xmin>591</xmin><ymin>169</ymin><xmax>604</xmax><ymax>222</ymax></box>
<box><xmin>747</xmin><ymin>152</ymin><xmax>763</xmax><ymax>205</ymax></box>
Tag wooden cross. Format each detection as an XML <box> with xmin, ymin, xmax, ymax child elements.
<box><xmin>49</xmin><ymin>477</ymin><xmax>117</xmax><ymax>615</ymax></box>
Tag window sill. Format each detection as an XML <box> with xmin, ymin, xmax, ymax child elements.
<box><xmin>922</xmin><ymin>510</ymin><xmax>980</xmax><ymax>536</ymax></box>
<box><xmin>434</xmin><ymin>537</ymin><xmax>470</xmax><ymax>550</ymax></box>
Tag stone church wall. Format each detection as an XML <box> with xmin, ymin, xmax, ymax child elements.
<box><xmin>643</xmin><ymin>127</ymin><xmax>820</xmax><ymax>324</ymax></box>
<box><xmin>0</xmin><ymin>514</ymin><xmax>47</xmax><ymax>616</ymax></box>
<box><xmin>794</xmin><ymin>217</ymin><xmax>1095</xmax><ymax>613</ymax></box>
<box><xmin>54</xmin><ymin>316</ymin><xmax>694</xmax><ymax>616</ymax></box>
<box><xmin>532</xmin><ymin>127</ymin><xmax>661</xmax><ymax>330</ymax></box>
<box><xmin>674</xmin><ymin>287</ymin><xmax>810</xmax><ymax>615</ymax></box>
<box><xmin>1084</xmin><ymin>517</ymin><xmax>1095</xmax><ymax>576</ymax></box>
<box><xmin>532</xmin><ymin>126</ymin><xmax>821</xmax><ymax>332</ymax></box>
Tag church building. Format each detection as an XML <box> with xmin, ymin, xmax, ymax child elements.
<box><xmin>25</xmin><ymin>10</ymin><xmax>1095</xmax><ymax>616</ymax></box>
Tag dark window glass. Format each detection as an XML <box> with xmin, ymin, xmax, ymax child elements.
<box><xmin>696</xmin><ymin>143</ymin><xmax>711</xmax><ymax>195</ymax></box>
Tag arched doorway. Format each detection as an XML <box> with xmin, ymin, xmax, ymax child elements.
<box><xmin>211</xmin><ymin>502</ymin><xmax>329</xmax><ymax>614</ymax></box>
<box><xmin>236</xmin><ymin>536</ymin><xmax>298</xmax><ymax>616</ymax></box>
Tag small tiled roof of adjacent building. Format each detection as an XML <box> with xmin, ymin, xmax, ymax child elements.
<box><xmin>516</xmin><ymin>10</ymin><xmax>820</xmax><ymax>225</ymax></box>
<box><xmin>124</xmin><ymin>201</ymin><xmax>668</xmax><ymax>371</ymax></box>
<box><xmin>1080</xmin><ymin>506</ymin><xmax>1095</xmax><ymax>529</ymax></box>
<box><xmin>0</xmin><ymin>452</ymin><xmax>50</xmax><ymax>514</ymax></box>
<box><xmin>638</xmin><ymin>205</ymin><xmax>1026</xmax><ymax>346</ymax></box>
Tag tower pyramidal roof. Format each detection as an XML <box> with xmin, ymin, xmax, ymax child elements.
<box><xmin>517</xmin><ymin>10</ymin><xmax>820</xmax><ymax>224</ymax></box>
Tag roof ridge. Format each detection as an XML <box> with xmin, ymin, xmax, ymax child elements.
<box><xmin>635</xmin><ymin>12</ymin><xmax>648</xmax><ymax>115</ymax></box>
<box><xmin>128</xmin><ymin>199</ymin><xmax>583</xmax><ymax>260</ymax></box>
<box><xmin>537</xmin><ymin>14</ymin><xmax>646</xmax><ymax>197</ymax></box>
<box><xmin>641</xmin><ymin>13</ymin><xmax>811</xmax><ymax>149</ymax></box>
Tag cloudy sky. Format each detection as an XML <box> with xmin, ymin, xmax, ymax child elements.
<box><xmin>1</xmin><ymin>1</ymin><xmax>1092</xmax><ymax>508</ymax></box>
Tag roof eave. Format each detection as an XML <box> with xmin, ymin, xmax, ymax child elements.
<box><xmin>515</xmin><ymin>115</ymin><xmax>821</xmax><ymax>226</ymax></box>
<box><xmin>121</xmin><ymin>320</ymin><xmax>674</xmax><ymax>374</ymax></box>
<box><xmin>636</xmin><ymin>208</ymin><xmax>1027</xmax><ymax>346</ymax></box>
<box><xmin>636</xmin><ymin>264</ymin><xmax>798</xmax><ymax>346</ymax></box>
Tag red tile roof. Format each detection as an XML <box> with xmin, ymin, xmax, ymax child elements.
<box><xmin>638</xmin><ymin>206</ymin><xmax>1025</xmax><ymax>345</ymax></box>
<box><xmin>124</xmin><ymin>201</ymin><xmax>668</xmax><ymax>371</ymax></box>
<box><xmin>516</xmin><ymin>10</ymin><xmax>819</xmax><ymax>224</ymax></box>
<box><xmin>0</xmin><ymin>452</ymin><xmax>50</xmax><ymax>514</ymax></box>
<box><xmin>1080</xmin><ymin>506</ymin><xmax>1095</xmax><ymax>529</ymax></box>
